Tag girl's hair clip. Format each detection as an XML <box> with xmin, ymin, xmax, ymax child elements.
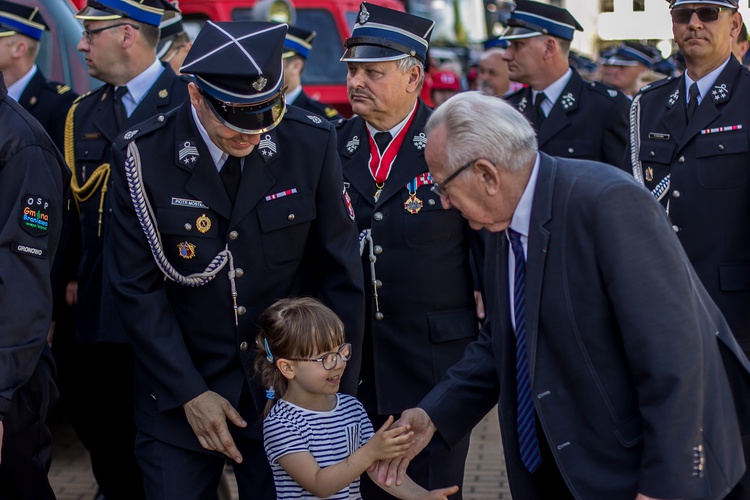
<box><xmin>264</xmin><ymin>338</ymin><xmax>274</xmax><ymax>364</ymax></box>
<box><xmin>266</xmin><ymin>386</ymin><xmax>276</xmax><ymax>400</ymax></box>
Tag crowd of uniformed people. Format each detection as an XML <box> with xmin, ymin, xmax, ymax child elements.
<box><xmin>2</xmin><ymin>0</ymin><xmax>750</xmax><ymax>498</ymax></box>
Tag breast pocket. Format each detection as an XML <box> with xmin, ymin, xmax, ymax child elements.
<box><xmin>256</xmin><ymin>193</ymin><xmax>316</xmax><ymax>269</ymax></box>
<box><xmin>74</xmin><ymin>139</ymin><xmax>109</xmax><ymax>178</ymax></box>
<box><xmin>639</xmin><ymin>140</ymin><xmax>676</xmax><ymax>165</ymax></box>
<box><xmin>401</xmin><ymin>186</ymin><xmax>455</xmax><ymax>248</ymax></box>
<box><xmin>546</xmin><ymin>138</ymin><xmax>595</xmax><ymax>159</ymax></box>
<box><xmin>156</xmin><ymin>207</ymin><xmax>221</xmax><ymax>273</ymax></box>
<box><xmin>695</xmin><ymin>131</ymin><xmax>749</xmax><ymax>189</ymax></box>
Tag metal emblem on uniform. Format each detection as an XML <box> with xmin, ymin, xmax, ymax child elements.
<box><xmin>196</xmin><ymin>214</ymin><xmax>212</xmax><ymax>234</ymax></box>
<box><xmin>412</xmin><ymin>132</ymin><xmax>427</xmax><ymax>151</ymax></box>
<box><xmin>178</xmin><ymin>140</ymin><xmax>200</xmax><ymax>165</ymax></box>
<box><xmin>711</xmin><ymin>83</ymin><xmax>729</xmax><ymax>102</ymax></box>
<box><xmin>607</xmin><ymin>89</ymin><xmax>617</xmax><ymax>98</ymax></box>
<box><xmin>158</xmin><ymin>89</ymin><xmax>168</xmax><ymax>98</ymax></box>
<box><xmin>404</xmin><ymin>193</ymin><xmax>423</xmax><ymax>214</ymax></box>
<box><xmin>178</xmin><ymin>241</ymin><xmax>196</xmax><ymax>259</ymax></box>
<box><xmin>359</xmin><ymin>4</ymin><xmax>370</xmax><ymax>23</ymax></box>
<box><xmin>258</xmin><ymin>134</ymin><xmax>277</xmax><ymax>157</ymax></box>
<box><xmin>307</xmin><ymin>114</ymin><xmax>322</xmax><ymax>124</ymax></box>
<box><xmin>346</xmin><ymin>136</ymin><xmax>360</xmax><ymax>154</ymax></box>
<box><xmin>645</xmin><ymin>167</ymin><xmax>654</xmax><ymax>182</ymax></box>
<box><xmin>124</xmin><ymin>129</ymin><xmax>139</xmax><ymax>140</ymax></box>
<box><xmin>518</xmin><ymin>96</ymin><xmax>528</xmax><ymax>112</ymax></box>
<box><xmin>343</xmin><ymin>187</ymin><xmax>356</xmax><ymax>221</ymax></box>
<box><xmin>252</xmin><ymin>75</ymin><xmax>268</xmax><ymax>91</ymax></box>
<box><xmin>668</xmin><ymin>88</ymin><xmax>680</xmax><ymax>106</ymax></box>
<box><xmin>561</xmin><ymin>93</ymin><xmax>575</xmax><ymax>109</ymax></box>
<box><xmin>29</xmin><ymin>96</ymin><xmax>37</xmax><ymax>106</ymax></box>
<box><xmin>56</xmin><ymin>84</ymin><xmax>70</xmax><ymax>95</ymax></box>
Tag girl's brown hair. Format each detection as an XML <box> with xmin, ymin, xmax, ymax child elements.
<box><xmin>254</xmin><ymin>297</ymin><xmax>345</xmax><ymax>417</ymax></box>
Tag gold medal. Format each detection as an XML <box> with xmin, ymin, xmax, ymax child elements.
<box><xmin>178</xmin><ymin>241</ymin><xmax>196</xmax><ymax>259</ymax></box>
<box><xmin>196</xmin><ymin>214</ymin><xmax>211</xmax><ymax>233</ymax></box>
<box><xmin>645</xmin><ymin>167</ymin><xmax>654</xmax><ymax>182</ymax></box>
<box><xmin>404</xmin><ymin>192</ymin><xmax>423</xmax><ymax>214</ymax></box>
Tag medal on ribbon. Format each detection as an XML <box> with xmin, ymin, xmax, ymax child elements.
<box><xmin>404</xmin><ymin>177</ymin><xmax>423</xmax><ymax>214</ymax></box>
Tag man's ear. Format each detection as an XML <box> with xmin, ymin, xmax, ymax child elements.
<box><xmin>406</xmin><ymin>64</ymin><xmax>423</xmax><ymax>93</ymax></box>
<box><xmin>276</xmin><ymin>359</ymin><xmax>295</xmax><ymax>381</ymax></box>
<box><xmin>474</xmin><ymin>159</ymin><xmax>500</xmax><ymax>195</ymax></box>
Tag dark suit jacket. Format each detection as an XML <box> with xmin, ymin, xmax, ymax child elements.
<box><xmin>64</xmin><ymin>64</ymin><xmax>188</xmax><ymax>343</ymax></box>
<box><xmin>336</xmin><ymin>100</ymin><xmax>478</xmax><ymax>415</ymax></box>
<box><xmin>505</xmin><ymin>68</ymin><xmax>630</xmax><ymax>167</ymax></box>
<box><xmin>107</xmin><ymin>102</ymin><xmax>364</xmax><ymax>450</ymax></box>
<box><xmin>624</xmin><ymin>56</ymin><xmax>750</xmax><ymax>355</ymax></box>
<box><xmin>421</xmin><ymin>153</ymin><xmax>750</xmax><ymax>499</ymax></box>
<box><xmin>17</xmin><ymin>69</ymin><xmax>77</xmax><ymax>153</ymax></box>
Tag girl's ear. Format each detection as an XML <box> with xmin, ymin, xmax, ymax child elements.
<box><xmin>276</xmin><ymin>359</ymin><xmax>295</xmax><ymax>380</ymax></box>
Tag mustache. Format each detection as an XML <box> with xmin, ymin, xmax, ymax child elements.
<box><xmin>349</xmin><ymin>89</ymin><xmax>374</xmax><ymax>100</ymax></box>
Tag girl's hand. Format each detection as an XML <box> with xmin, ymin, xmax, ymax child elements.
<box><xmin>421</xmin><ymin>485</ymin><xmax>459</xmax><ymax>499</ymax></box>
<box><xmin>367</xmin><ymin>415</ymin><xmax>414</xmax><ymax>461</ymax></box>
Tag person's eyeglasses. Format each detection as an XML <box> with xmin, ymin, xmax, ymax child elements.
<box><xmin>431</xmin><ymin>159</ymin><xmax>479</xmax><ymax>197</ymax></box>
<box><xmin>670</xmin><ymin>7</ymin><xmax>730</xmax><ymax>24</ymax></box>
<box><xmin>288</xmin><ymin>343</ymin><xmax>352</xmax><ymax>371</ymax></box>
<box><xmin>82</xmin><ymin>23</ymin><xmax>140</xmax><ymax>43</ymax></box>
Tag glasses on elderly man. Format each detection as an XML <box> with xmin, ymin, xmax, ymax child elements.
<box><xmin>82</xmin><ymin>23</ymin><xmax>140</xmax><ymax>43</ymax></box>
<box><xmin>431</xmin><ymin>159</ymin><xmax>479</xmax><ymax>197</ymax></box>
<box><xmin>287</xmin><ymin>343</ymin><xmax>352</xmax><ymax>371</ymax></box>
<box><xmin>670</xmin><ymin>6</ymin><xmax>730</xmax><ymax>24</ymax></box>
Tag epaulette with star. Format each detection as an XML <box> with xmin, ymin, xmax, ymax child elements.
<box><xmin>283</xmin><ymin>105</ymin><xmax>334</xmax><ymax>130</ymax></box>
<box><xmin>55</xmin><ymin>84</ymin><xmax>71</xmax><ymax>95</ymax></box>
<box><xmin>586</xmin><ymin>81</ymin><xmax>626</xmax><ymax>99</ymax></box>
<box><xmin>635</xmin><ymin>75</ymin><xmax>676</xmax><ymax>96</ymax></box>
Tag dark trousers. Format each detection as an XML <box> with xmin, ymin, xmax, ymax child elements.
<box><xmin>136</xmin><ymin>384</ymin><xmax>275</xmax><ymax>500</ymax></box>
<box><xmin>0</xmin><ymin>349</ymin><xmax>58</xmax><ymax>500</ymax></box>
<box><xmin>360</xmin><ymin>412</ymin><xmax>469</xmax><ymax>500</ymax></box>
<box><xmin>532</xmin><ymin>422</ymin><xmax>575</xmax><ymax>499</ymax></box>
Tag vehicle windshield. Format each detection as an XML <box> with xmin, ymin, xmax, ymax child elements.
<box><xmin>408</xmin><ymin>0</ymin><xmax>487</xmax><ymax>46</ymax></box>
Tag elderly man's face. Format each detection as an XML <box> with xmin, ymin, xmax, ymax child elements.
<box><xmin>346</xmin><ymin>60</ymin><xmax>420</xmax><ymax>126</ymax></box>
<box><xmin>477</xmin><ymin>51</ymin><xmax>510</xmax><ymax>97</ymax></box>
<box><xmin>600</xmin><ymin>64</ymin><xmax>646</xmax><ymax>93</ymax></box>
<box><xmin>672</xmin><ymin>4</ymin><xmax>740</xmax><ymax>70</ymax></box>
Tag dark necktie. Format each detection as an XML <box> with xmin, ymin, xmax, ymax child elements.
<box><xmin>113</xmin><ymin>86</ymin><xmax>129</xmax><ymax>129</ymax></box>
<box><xmin>374</xmin><ymin>131</ymin><xmax>392</xmax><ymax>154</ymax></box>
<box><xmin>686</xmin><ymin>83</ymin><xmax>700</xmax><ymax>121</ymax></box>
<box><xmin>532</xmin><ymin>92</ymin><xmax>547</xmax><ymax>130</ymax></box>
<box><xmin>508</xmin><ymin>229</ymin><xmax>542</xmax><ymax>473</ymax></box>
<box><xmin>220</xmin><ymin>155</ymin><xmax>242</xmax><ymax>204</ymax></box>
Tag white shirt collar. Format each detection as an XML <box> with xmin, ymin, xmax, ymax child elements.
<box><xmin>191</xmin><ymin>104</ymin><xmax>226</xmax><ymax>170</ymax></box>
<box><xmin>118</xmin><ymin>58</ymin><xmax>164</xmax><ymax>116</ymax></box>
<box><xmin>7</xmin><ymin>65</ymin><xmax>37</xmax><ymax>102</ymax></box>
<box><xmin>508</xmin><ymin>153</ymin><xmax>541</xmax><ymax>245</ymax></box>
<box><xmin>365</xmin><ymin>101</ymin><xmax>418</xmax><ymax>138</ymax></box>
<box><xmin>533</xmin><ymin>68</ymin><xmax>573</xmax><ymax>116</ymax></box>
<box><xmin>685</xmin><ymin>56</ymin><xmax>731</xmax><ymax>105</ymax></box>
<box><xmin>286</xmin><ymin>85</ymin><xmax>302</xmax><ymax>105</ymax></box>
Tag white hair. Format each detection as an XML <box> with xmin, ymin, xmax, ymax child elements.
<box><xmin>396</xmin><ymin>55</ymin><xmax>425</xmax><ymax>87</ymax></box>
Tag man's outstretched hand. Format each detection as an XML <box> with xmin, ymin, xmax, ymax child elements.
<box><xmin>376</xmin><ymin>407</ymin><xmax>437</xmax><ymax>487</ymax></box>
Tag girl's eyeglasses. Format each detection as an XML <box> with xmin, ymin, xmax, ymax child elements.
<box><xmin>288</xmin><ymin>343</ymin><xmax>352</xmax><ymax>371</ymax></box>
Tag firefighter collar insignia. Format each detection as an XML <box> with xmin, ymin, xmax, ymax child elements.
<box><xmin>253</xmin><ymin>75</ymin><xmax>268</xmax><ymax>92</ymax></box>
<box><xmin>259</xmin><ymin>134</ymin><xmax>277</xmax><ymax>158</ymax></box>
<box><xmin>178</xmin><ymin>140</ymin><xmax>200</xmax><ymax>166</ymax></box>
<box><xmin>413</xmin><ymin>132</ymin><xmax>427</xmax><ymax>151</ymax></box>
<box><xmin>346</xmin><ymin>136</ymin><xmax>360</xmax><ymax>154</ymax></box>
<box><xmin>359</xmin><ymin>4</ymin><xmax>370</xmax><ymax>23</ymax></box>
<box><xmin>608</xmin><ymin>89</ymin><xmax>618</xmax><ymax>98</ymax></box>
<box><xmin>711</xmin><ymin>83</ymin><xmax>729</xmax><ymax>103</ymax></box>
<box><xmin>561</xmin><ymin>92</ymin><xmax>575</xmax><ymax>110</ymax></box>
<box><xmin>19</xmin><ymin>194</ymin><xmax>51</xmax><ymax>237</ymax></box>
<box><xmin>668</xmin><ymin>88</ymin><xmax>679</xmax><ymax>107</ymax></box>
<box><xmin>29</xmin><ymin>96</ymin><xmax>37</xmax><ymax>106</ymax></box>
<box><xmin>158</xmin><ymin>89</ymin><xmax>168</xmax><ymax>99</ymax></box>
<box><xmin>518</xmin><ymin>96</ymin><xmax>528</xmax><ymax>112</ymax></box>
<box><xmin>178</xmin><ymin>241</ymin><xmax>196</xmax><ymax>259</ymax></box>
<box><xmin>124</xmin><ymin>129</ymin><xmax>139</xmax><ymax>141</ymax></box>
<box><xmin>307</xmin><ymin>114</ymin><xmax>322</xmax><ymax>124</ymax></box>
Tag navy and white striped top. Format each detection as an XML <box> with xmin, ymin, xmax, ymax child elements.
<box><xmin>264</xmin><ymin>394</ymin><xmax>375</xmax><ymax>499</ymax></box>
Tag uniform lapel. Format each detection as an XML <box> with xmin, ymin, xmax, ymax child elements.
<box><xmin>537</xmin><ymin>70</ymin><xmax>580</xmax><ymax>147</ymax></box>
<box><xmin>341</xmin><ymin>119</ymin><xmax>376</xmax><ymax>206</ymax></box>
<box><xmin>661</xmin><ymin>77</ymin><xmax>686</xmax><ymax>142</ymax></box>
<box><xmin>93</xmin><ymin>85</ymin><xmax>121</xmax><ymax>144</ymax></box>
<box><xmin>18</xmin><ymin>70</ymin><xmax>44</xmax><ymax>112</ymax></box>
<box><xmin>524</xmin><ymin>153</ymin><xmax>554</xmax><ymax>376</ymax></box>
<box><xmin>127</xmin><ymin>64</ymin><xmax>180</xmax><ymax>126</ymax></box>
<box><xmin>230</xmin><ymin>132</ymin><xmax>277</xmax><ymax>228</ymax></box>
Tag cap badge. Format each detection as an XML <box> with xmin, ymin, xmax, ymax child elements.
<box><xmin>259</xmin><ymin>134</ymin><xmax>277</xmax><ymax>157</ymax></box>
<box><xmin>178</xmin><ymin>241</ymin><xmax>196</xmax><ymax>259</ymax></box>
<box><xmin>413</xmin><ymin>132</ymin><xmax>427</xmax><ymax>151</ymax></box>
<box><xmin>252</xmin><ymin>75</ymin><xmax>268</xmax><ymax>91</ymax></box>
<box><xmin>711</xmin><ymin>83</ymin><xmax>728</xmax><ymax>102</ymax></box>
<box><xmin>346</xmin><ymin>136</ymin><xmax>360</xmax><ymax>154</ymax></box>
<box><xmin>178</xmin><ymin>140</ymin><xmax>200</xmax><ymax>165</ymax></box>
<box><xmin>307</xmin><ymin>115</ymin><xmax>322</xmax><ymax>124</ymax></box>
<box><xmin>668</xmin><ymin>88</ymin><xmax>679</xmax><ymax>106</ymax></box>
<box><xmin>608</xmin><ymin>89</ymin><xmax>618</xmax><ymax>98</ymax></box>
<box><xmin>159</xmin><ymin>89</ymin><xmax>168</xmax><ymax>98</ymax></box>
<box><xmin>359</xmin><ymin>5</ymin><xmax>370</xmax><ymax>24</ymax></box>
<box><xmin>124</xmin><ymin>129</ymin><xmax>139</xmax><ymax>140</ymax></box>
<box><xmin>196</xmin><ymin>214</ymin><xmax>212</xmax><ymax>234</ymax></box>
<box><xmin>518</xmin><ymin>97</ymin><xmax>528</xmax><ymax>113</ymax></box>
<box><xmin>561</xmin><ymin>92</ymin><xmax>575</xmax><ymax>110</ymax></box>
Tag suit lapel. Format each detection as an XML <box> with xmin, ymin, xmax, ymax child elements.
<box><xmin>662</xmin><ymin>78</ymin><xmax>686</xmax><ymax>142</ymax></box>
<box><xmin>93</xmin><ymin>85</ymin><xmax>121</xmax><ymax>144</ymax></box>
<box><xmin>537</xmin><ymin>71</ymin><xmax>581</xmax><ymax>147</ymax></box>
<box><xmin>341</xmin><ymin>119</ymin><xmax>377</xmax><ymax>206</ymax></box>
<box><xmin>127</xmin><ymin>64</ymin><xmax>180</xmax><ymax>126</ymax></box>
<box><xmin>18</xmin><ymin>70</ymin><xmax>44</xmax><ymax>112</ymax></box>
<box><xmin>230</xmin><ymin>133</ymin><xmax>277</xmax><ymax>228</ymax></box>
<box><xmin>524</xmin><ymin>153</ymin><xmax>555</xmax><ymax>376</ymax></box>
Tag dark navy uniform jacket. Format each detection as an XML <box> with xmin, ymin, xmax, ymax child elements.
<box><xmin>107</xmin><ymin>102</ymin><xmax>364</xmax><ymax>449</ymax></box>
<box><xmin>290</xmin><ymin>89</ymin><xmax>342</xmax><ymax>121</ymax></box>
<box><xmin>17</xmin><ymin>69</ymin><xmax>77</xmax><ymax>153</ymax></box>
<box><xmin>336</xmin><ymin>99</ymin><xmax>478</xmax><ymax>416</ymax></box>
<box><xmin>0</xmin><ymin>78</ymin><xmax>68</xmax><ymax>417</ymax></box>
<box><xmin>623</xmin><ymin>55</ymin><xmax>750</xmax><ymax>355</ymax></box>
<box><xmin>64</xmin><ymin>64</ymin><xmax>188</xmax><ymax>344</ymax></box>
<box><xmin>505</xmin><ymin>68</ymin><xmax>630</xmax><ymax>167</ymax></box>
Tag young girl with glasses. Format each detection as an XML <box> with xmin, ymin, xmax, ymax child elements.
<box><xmin>255</xmin><ymin>297</ymin><xmax>459</xmax><ymax>499</ymax></box>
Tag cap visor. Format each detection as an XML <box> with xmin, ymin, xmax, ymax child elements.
<box><xmin>499</xmin><ymin>26</ymin><xmax>543</xmax><ymax>41</ymax></box>
<box><xmin>204</xmin><ymin>92</ymin><xmax>286</xmax><ymax>135</ymax></box>
<box><xmin>75</xmin><ymin>6</ymin><xmax>122</xmax><ymax>21</ymax></box>
<box><xmin>340</xmin><ymin>44</ymin><xmax>408</xmax><ymax>63</ymax></box>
